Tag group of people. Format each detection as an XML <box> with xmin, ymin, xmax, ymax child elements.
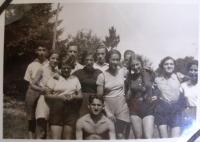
<box><xmin>24</xmin><ymin>42</ymin><xmax>199</xmax><ymax>139</ymax></box>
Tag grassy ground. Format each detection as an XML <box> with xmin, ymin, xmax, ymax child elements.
<box><xmin>3</xmin><ymin>96</ymin><xmax>28</xmax><ymax>139</ymax></box>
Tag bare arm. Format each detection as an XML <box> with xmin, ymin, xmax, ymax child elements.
<box><xmin>76</xmin><ymin>119</ymin><xmax>83</xmax><ymax>140</ymax></box>
<box><xmin>108</xmin><ymin>120</ymin><xmax>116</xmax><ymax>139</ymax></box>
<box><xmin>30</xmin><ymin>69</ymin><xmax>44</xmax><ymax>92</ymax></box>
<box><xmin>97</xmin><ymin>85</ymin><xmax>104</xmax><ymax>96</ymax></box>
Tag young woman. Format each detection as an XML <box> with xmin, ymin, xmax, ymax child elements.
<box><xmin>24</xmin><ymin>46</ymin><xmax>48</xmax><ymax>139</ymax></box>
<box><xmin>30</xmin><ymin>51</ymin><xmax>59</xmax><ymax>139</ymax></box>
<box><xmin>181</xmin><ymin>60</ymin><xmax>198</xmax><ymax>128</ymax></box>
<box><xmin>45</xmin><ymin>55</ymin><xmax>82</xmax><ymax>139</ymax></box>
<box><xmin>154</xmin><ymin>56</ymin><xmax>186</xmax><ymax>138</ymax></box>
<box><xmin>96</xmin><ymin>49</ymin><xmax>130</xmax><ymax>139</ymax></box>
<box><xmin>73</xmin><ymin>51</ymin><xmax>102</xmax><ymax>116</ymax></box>
<box><xmin>125</xmin><ymin>55</ymin><xmax>157</xmax><ymax>139</ymax></box>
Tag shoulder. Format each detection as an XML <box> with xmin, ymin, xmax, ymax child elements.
<box><xmin>70</xmin><ymin>75</ymin><xmax>80</xmax><ymax>81</ymax></box>
<box><xmin>102</xmin><ymin>115</ymin><xmax>114</xmax><ymax>128</ymax></box>
<box><xmin>77</xmin><ymin>114</ymin><xmax>90</xmax><ymax>125</ymax></box>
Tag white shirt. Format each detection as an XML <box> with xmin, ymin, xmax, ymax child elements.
<box><xmin>93</xmin><ymin>62</ymin><xmax>109</xmax><ymax>72</ymax></box>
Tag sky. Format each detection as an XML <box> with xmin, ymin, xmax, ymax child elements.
<box><xmin>55</xmin><ymin>2</ymin><xmax>198</xmax><ymax>69</ymax></box>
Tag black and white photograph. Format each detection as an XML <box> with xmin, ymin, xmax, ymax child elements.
<box><xmin>2</xmin><ymin>0</ymin><xmax>199</xmax><ymax>140</ymax></box>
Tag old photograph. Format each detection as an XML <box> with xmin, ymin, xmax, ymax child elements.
<box><xmin>2</xmin><ymin>1</ymin><xmax>199</xmax><ymax>140</ymax></box>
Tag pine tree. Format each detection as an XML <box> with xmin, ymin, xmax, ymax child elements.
<box><xmin>103</xmin><ymin>26</ymin><xmax>120</xmax><ymax>50</ymax></box>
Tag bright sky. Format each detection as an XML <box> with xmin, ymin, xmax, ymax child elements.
<box><xmin>56</xmin><ymin>2</ymin><xmax>198</xmax><ymax>69</ymax></box>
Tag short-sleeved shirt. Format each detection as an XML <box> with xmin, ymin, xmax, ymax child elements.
<box><xmin>73</xmin><ymin>67</ymin><xmax>102</xmax><ymax>93</ymax></box>
<box><xmin>24</xmin><ymin>59</ymin><xmax>49</xmax><ymax>83</ymax></box>
<box><xmin>96</xmin><ymin>68</ymin><xmax>125</xmax><ymax>98</ymax></box>
<box><xmin>155</xmin><ymin>73</ymin><xmax>181</xmax><ymax>103</ymax></box>
<box><xmin>71</xmin><ymin>62</ymin><xmax>84</xmax><ymax>74</ymax></box>
<box><xmin>93</xmin><ymin>63</ymin><xmax>109</xmax><ymax>72</ymax></box>
<box><xmin>47</xmin><ymin>75</ymin><xmax>81</xmax><ymax>96</ymax></box>
<box><xmin>181</xmin><ymin>82</ymin><xmax>199</xmax><ymax>107</ymax></box>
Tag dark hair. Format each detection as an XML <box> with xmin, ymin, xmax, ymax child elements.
<box><xmin>158</xmin><ymin>56</ymin><xmax>176</xmax><ymax>75</ymax></box>
<box><xmin>187</xmin><ymin>60</ymin><xmax>198</xmax><ymax>72</ymax></box>
<box><xmin>88</xmin><ymin>95</ymin><xmax>104</xmax><ymax>105</ymax></box>
<box><xmin>127</xmin><ymin>54</ymin><xmax>143</xmax><ymax>72</ymax></box>
<box><xmin>67</xmin><ymin>42</ymin><xmax>79</xmax><ymax>52</ymax></box>
<box><xmin>61</xmin><ymin>55</ymin><xmax>76</xmax><ymax>69</ymax></box>
<box><xmin>81</xmin><ymin>51</ymin><xmax>95</xmax><ymax>65</ymax></box>
<box><xmin>95</xmin><ymin>43</ymin><xmax>109</xmax><ymax>62</ymax></box>
<box><xmin>124</xmin><ymin>50</ymin><xmax>135</xmax><ymax>59</ymax></box>
<box><xmin>107</xmin><ymin>49</ymin><xmax>121</xmax><ymax>61</ymax></box>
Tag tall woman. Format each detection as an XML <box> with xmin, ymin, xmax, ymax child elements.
<box><xmin>73</xmin><ymin>51</ymin><xmax>102</xmax><ymax>116</ymax></box>
<box><xmin>97</xmin><ymin>49</ymin><xmax>130</xmax><ymax>139</ymax></box>
<box><xmin>30</xmin><ymin>51</ymin><xmax>59</xmax><ymax>139</ymax></box>
<box><xmin>125</xmin><ymin>55</ymin><xmax>156</xmax><ymax>139</ymax></box>
<box><xmin>45</xmin><ymin>55</ymin><xmax>82</xmax><ymax>139</ymax></box>
<box><xmin>155</xmin><ymin>56</ymin><xmax>185</xmax><ymax>138</ymax></box>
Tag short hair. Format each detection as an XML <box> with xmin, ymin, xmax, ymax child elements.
<box><xmin>48</xmin><ymin>50</ymin><xmax>59</xmax><ymax>59</ymax></box>
<box><xmin>158</xmin><ymin>56</ymin><xmax>176</xmax><ymax>75</ymax></box>
<box><xmin>124</xmin><ymin>50</ymin><xmax>135</xmax><ymax>59</ymax></box>
<box><xmin>187</xmin><ymin>60</ymin><xmax>198</xmax><ymax>72</ymax></box>
<box><xmin>81</xmin><ymin>51</ymin><xmax>95</xmax><ymax>64</ymax></box>
<box><xmin>61</xmin><ymin>55</ymin><xmax>76</xmax><ymax>69</ymax></box>
<box><xmin>88</xmin><ymin>95</ymin><xmax>104</xmax><ymax>105</ymax></box>
<box><xmin>127</xmin><ymin>54</ymin><xmax>143</xmax><ymax>71</ymax></box>
<box><xmin>67</xmin><ymin>41</ymin><xmax>79</xmax><ymax>52</ymax></box>
<box><xmin>107</xmin><ymin>49</ymin><xmax>121</xmax><ymax>61</ymax></box>
<box><xmin>95</xmin><ymin>43</ymin><xmax>108</xmax><ymax>62</ymax></box>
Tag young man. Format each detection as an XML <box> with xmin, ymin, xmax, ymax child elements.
<box><xmin>93</xmin><ymin>45</ymin><xmax>109</xmax><ymax>72</ymax></box>
<box><xmin>24</xmin><ymin>45</ymin><xmax>48</xmax><ymax>139</ymax></box>
<box><xmin>66</xmin><ymin>43</ymin><xmax>83</xmax><ymax>74</ymax></box>
<box><xmin>76</xmin><ymin>95</ymin><xmax>116</xmax><ymax>140</ymax></box>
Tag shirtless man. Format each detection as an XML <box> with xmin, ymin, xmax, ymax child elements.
<box><xmin>76</xmin><ymin>95</ymin><xmax>116</xmax><ymax>140</ymax></box>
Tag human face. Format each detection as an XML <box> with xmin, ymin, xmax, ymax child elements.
<box><xmin>124</xmin><ymin>54</ymin><xmax>132</xmax><ymax>68</ymax></box>
<box><xmin>88</xmin><ymin>98</ymin><xmax>104</xmax><ymax>116</ymax></box>
<box><xmin>188</xmin><ymin>64</ymin><xmax>198</xmax><ymax>83</ymax></box>
<box><xmin>109</xmin><ymin>53</ymin><xmax>120</xmax><ymax>71</ymax></box>
<box><xmin>131</xmin><ymin>59</ymin><xmax>142</xmax><ymax>74</ymax></box>
<box><xmin>61</xmin><ymin>63</ymin><xmax>72</xmax><ymax>78</ymax></box>
<box><xmin>36</xmin><ymin>46</ymin><xmax>47</xmax><ymax>60</ymax></box>
<box><xmin>163</xmin><ymin>59</ymin><xmax>175</xmax><ymax>75</ymax></box>
<box><xmin>49</xmin><ymin>53</ymin><xmax>59</xmax><ymax>69</ymax></box>
<box><xmin>68</xmin><ymin>45</ymin><xmax>78</xmax><ymax>58</ymax></box>
<box><xmin>96</xmin><ymin>48</ymin><xmax>106</xmax><ymax>64</ymax></box>
<box><xmin>85</xmin><ymin>55</ymin><xmax>94</xmax><ymax>70</ymax></box>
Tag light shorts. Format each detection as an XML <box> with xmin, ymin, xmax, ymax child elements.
<box><xmin>35</xmin><ymin>95</ymin><xmax>49</xmax><ymax>120</ymax></box>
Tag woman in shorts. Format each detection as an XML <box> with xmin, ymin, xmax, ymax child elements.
<box><xmin>30</xmin><ymin>51</ymin><xmax>59</xmax><ymax>139</ymax></box>
<box><xmin>125</xmin><ymin>55</ymin><xmax>157</xmax><ymax>139</ymax></box>
<box><xmin>73</xmin><ymin>51</ymin><xmax>102</xmax><ymax>116</ymax></box>
<box><xmin>97</xmin><ymin>49</ymin><xmax>130</xmax><ymax>139</ymax></box>
<box><xmin>154</xmin><ymin>56</ymin><xmax>186</xmax><ymax>138</ymax></box>
<box><xmin>45</xmin><ymin>55</ymin><xmax>82</xmax><ymax>139</ymax></box>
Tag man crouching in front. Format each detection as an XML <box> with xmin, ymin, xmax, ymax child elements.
<box><xmin>76</xmin><ymin>95</ymin><xmax>116</xmax><ymax>139</ymax></box>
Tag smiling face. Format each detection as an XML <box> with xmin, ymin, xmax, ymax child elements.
<box><xmin>49</xmin><ymin>53</ymin><xmax>59</xmax><ymax>69</ymax></box>
<box><xmin>85</xmin><ymin>55</ymin><xmax>94</xmax><ymax>70</ymax></box>
<box><xmin>163</xmin><ymin>59</ymin><xmax>175</xmax><ymax>75</ymax></box>
<box><xmin>130</xmin><ymin>59</ymin><xmax>142</xmax><ymax>74</ymax></box>
<box><xmin>88</xmin><ymin>98</ymin><xmax>104</xmax><ymax>116</ymax></box>
<box><xmin>188</xmin><ymin>64</ymin><xmax>198</xmax><ymax>83</ymax></box>
<box><xmin>67</xmin><ymin>45</ymin><xmax>78</xmax><ymax>59</ymax></box>
<box><xmin>109</xmin><ymin>53</ymin><xmax>120</xmax><ymax>71</ymax></box>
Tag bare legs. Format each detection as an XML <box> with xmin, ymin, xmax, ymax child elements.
<box><xmin>158</xmin><ymin>125</ymin><xmax>181</xmax><ymax>138</ymax></box>
<box><xmin>51</xmin><ymin>125</ymin><xmax>73</xmax><ymax>139</ymax></box>
<box><xmin>130</xmin><ymin>115</ymin><xmax>154</xmax><ymax>139</ymax></box>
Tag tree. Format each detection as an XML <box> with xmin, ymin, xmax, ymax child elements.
<box><xmin>103</xmin><ymin>26</ymin><xmax>120</xmax><ymax>50</ymax></box>
<box><xmin>65</xmin><ymin>30</ymin><xmax>103</xmax><ymax>64</ymax></box>
<box><xmin>4</xmin><ymin>4</ymin><xmax>67</xmax><ymax>97</ymax></box>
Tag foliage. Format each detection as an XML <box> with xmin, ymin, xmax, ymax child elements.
<box><xmin>103</xmin><ymin>26</ymin><xmax>120</xmax><ymax>50</ymax></box>
<box><xmin>176</xmin><ymin>56</ymin><xmax>195</xmax><ymax>74</ymax></box>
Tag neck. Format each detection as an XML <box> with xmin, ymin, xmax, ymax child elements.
<box><xmin>90</xmin><ymin>113</ymin><xmax>103</xmax><ymax>123</ymax></box>
<box><xmin>108</xmin><ymin>67</ymin><xmax>118</xmax><ymax>76</ymax></box>
<box><xmin>38</xmin><ymin>57</ymin><xmax>46</xmax><ymax>63</ymax></box>
<box><xmin>163</xmin><ymin>72</ymin><xmax>172</xmax><ymax>79</ymax></box>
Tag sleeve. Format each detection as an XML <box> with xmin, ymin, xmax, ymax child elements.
<box><xmin>96</xmin><ymin>73</ymin><xmax>105</xmax><ymax>86</ymax></box>
<box><xmin>75</xmin><ymin>77</ymin><xmax>81</xmax><ymax>91</ymax></box>
<box><xmin>24</xmin><ymin>64</ymin><xmax>32</xmax><ymax>82</ymax></box>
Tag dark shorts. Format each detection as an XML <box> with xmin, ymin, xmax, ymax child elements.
<box><xmin>46</xmin><ymin>97</ymin><xmax>80</xmax><ymax>126</ymax></box>
<box><xmin>128</xmin><ymin>97</ymin><xmax>155</xmax><ymax>118</ymax></box>
<box><xmin>25</xmin><ymin>87</ymin><xmax>41</xmax><ymax>119</ymax></box>
<box><xmin>154</xmin><ymin>99</ymin><xmax>182</xmax><ymax>127</ymax></box>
